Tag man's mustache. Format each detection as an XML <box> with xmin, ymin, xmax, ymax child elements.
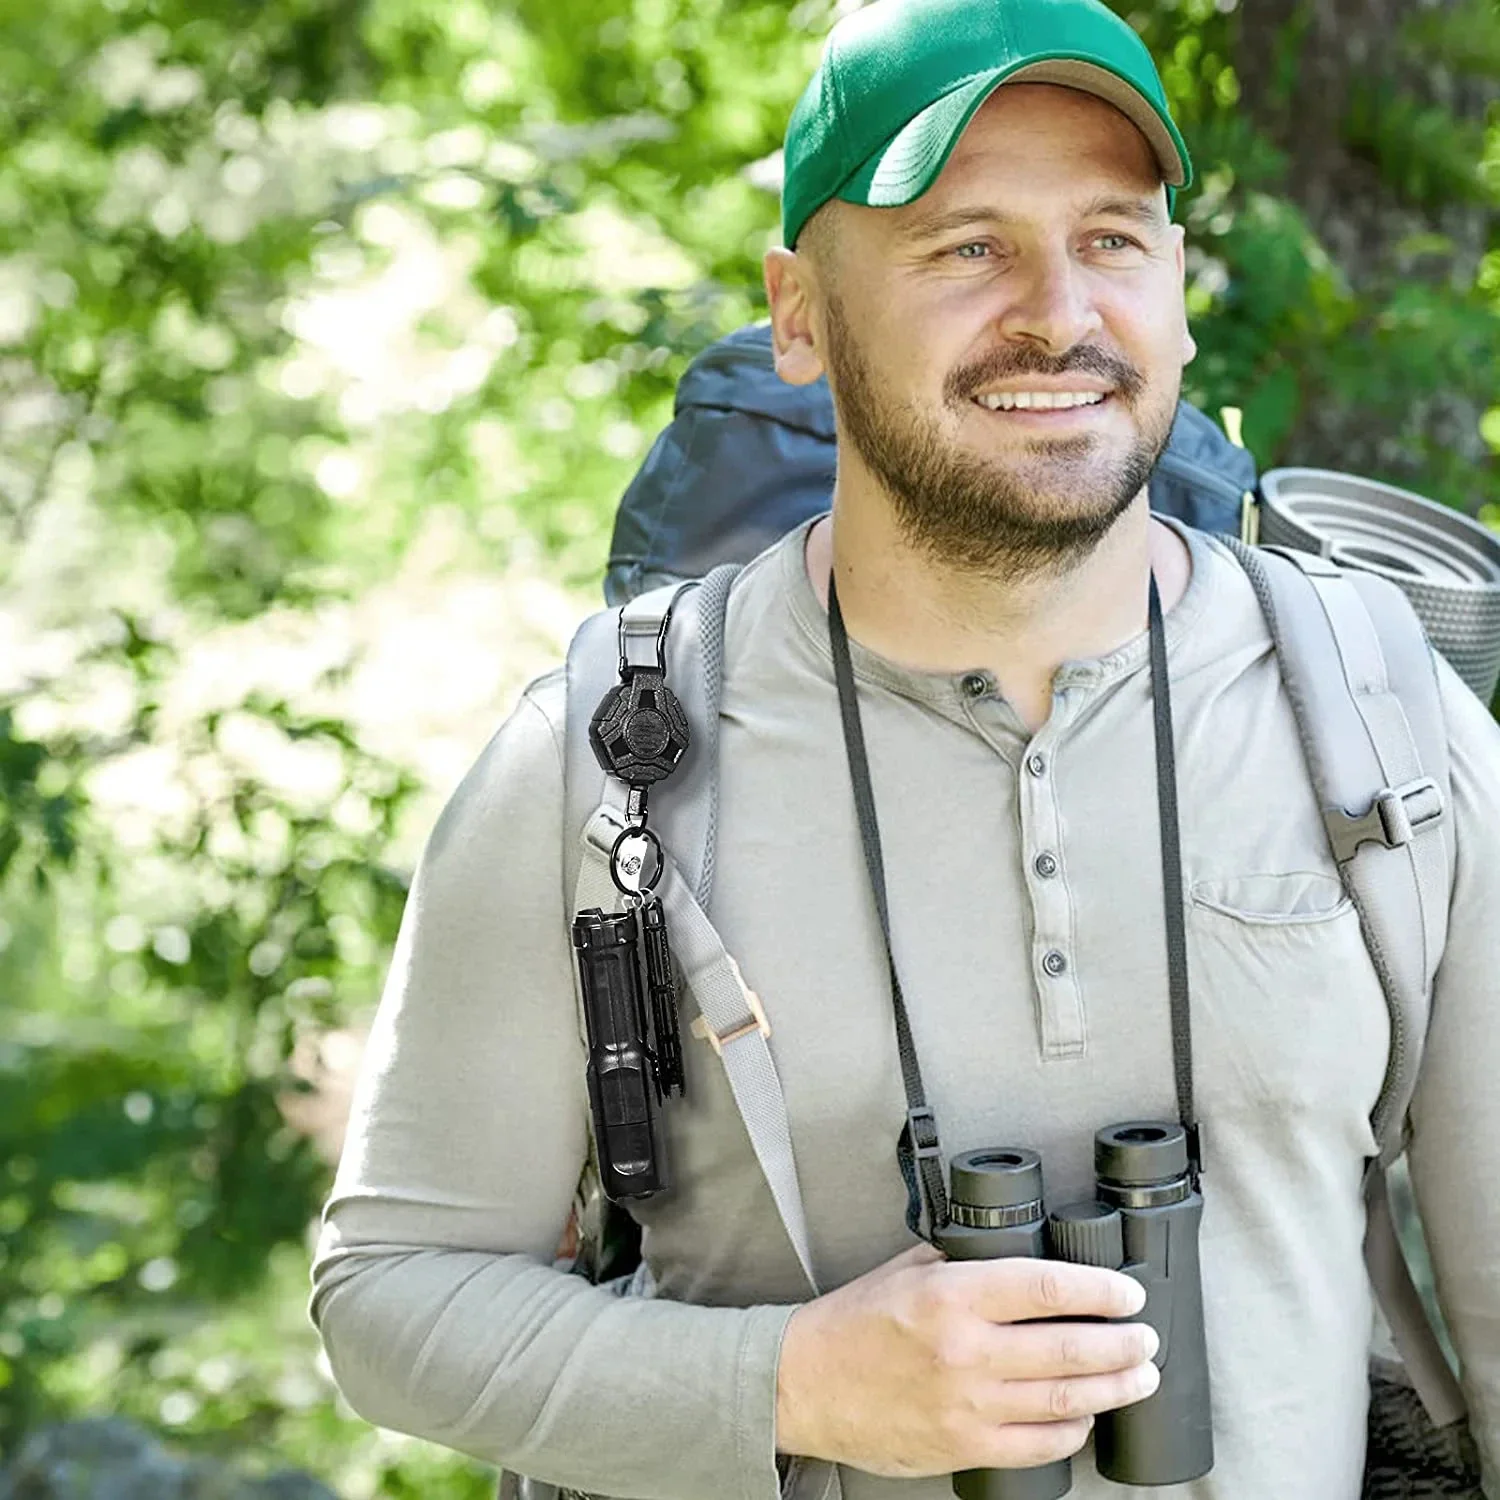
<box><xmin>947</xmin><ymin>348</ymin><xmax>1144</xmax><ymax>403</ymax></box>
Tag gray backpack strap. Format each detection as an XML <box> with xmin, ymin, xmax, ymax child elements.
<box><xmin>563</xmin><ymin>565</ymin><xmax>822</xmax><ymax>1298</ymax></box>
<box><xmin>577</xmin><ymin>803</ymin><xmax>822</xmax><ymax>1297</ymax></box>
<box><xmin>1226</xmin><ymin>539</ymin><xmax>1466</xmax><ymax>1427</ymax></box>
<box><xmin>1226</xmin><ymin>541</ymin><xmax>1452</xmax><ymax>1152</ymax></box>
<box><xmin>562</xmin><ymin>568</ymin><xmax>840</xmax><ymax>1500</ymax></box>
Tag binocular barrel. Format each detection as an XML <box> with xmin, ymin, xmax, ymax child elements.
<box><xmin>1052</xmin><ymin>1124</ymin><xmax>1214</xmax><ymax>1488</ymax></box>
<box><xmin>934</xmin><ymin>1150</ymin><xmax>1072</xmax><ymax>1500</ymax></box>
<box><xmin>939</xmin><ymin>1123</ymin><xmax>1212</xmax><ymax>1498</ymax></box>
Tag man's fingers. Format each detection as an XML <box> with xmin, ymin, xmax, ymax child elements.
<box><xmin>956</xmin><ymin>1257</ymin><xmax>1147</xmax><ymax>1324</ymax></box>
<box><xmin>998</xmin><ymin>1361</ymin><xmax>1162</xmax><ymax>1425</ymax></box>
<box><xmin>973</xmin><ymin>1417</ymin><xmax>1095</xmax><ymax>1470</ymax></box>
<box><xmin>981</xmin><ymin>1319</ymin><xmax>1160</xmax><ymax>1379</ymax></box>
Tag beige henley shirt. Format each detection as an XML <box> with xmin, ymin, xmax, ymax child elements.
<box><xmin>313</xmin><ymin>518</ymin><xmax>1500</xmax><ymax>1500</ymax></box>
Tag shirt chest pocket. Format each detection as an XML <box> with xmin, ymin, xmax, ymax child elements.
<box><xmin>1187</xmin><ymin>871</ymin><xmax>1388</xmax><ymax>1143</ymax></box>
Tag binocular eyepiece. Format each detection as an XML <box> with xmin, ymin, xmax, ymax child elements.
<box><xmin>933</xmin><ymin>1123</ymin><xmax>1213</xmax><ymax>1499</ymax></box>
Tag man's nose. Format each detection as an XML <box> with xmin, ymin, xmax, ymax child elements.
<box><xmin>990</xmin><ymin>246</ymin><xmax>1105</xmax><ymax>356</ymax></box>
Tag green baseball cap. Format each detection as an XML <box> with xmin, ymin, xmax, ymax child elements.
<box><xmin>781</xmin><ymin>0</ymin><xmax>1193</xmax><ymax>248</ymax></box>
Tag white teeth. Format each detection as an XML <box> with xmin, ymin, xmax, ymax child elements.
<box><xmin>976</xmin><ymin>391</ymin><xmax>1107</xmax><ymax>411</ymax></box>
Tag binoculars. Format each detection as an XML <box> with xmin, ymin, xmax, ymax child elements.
<box><xmin>933</xmin><ymin>1122</ymin><xmax>1212</xmax><ymax>1499</ymax></box>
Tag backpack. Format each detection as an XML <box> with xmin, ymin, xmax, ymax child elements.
<box><xmin>603</xmin><ymin>322</ymin><xmax>1256</xmax><ymax>604</ymax></box>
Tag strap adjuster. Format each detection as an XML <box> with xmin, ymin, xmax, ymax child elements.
<box><xmin>1324</xmin><ymin>777</ymin><xmax>1444</xmax><ymax>863</ymax></box>
<box><xmin>690</xmin><ymin>959</ymin><xmax>770</xmax><ymax>1058</ymax></box>
<box><xmin>906</xmin><ymin>1106</ymin><xmax>943</xmax><ymax>1162</ymax></box>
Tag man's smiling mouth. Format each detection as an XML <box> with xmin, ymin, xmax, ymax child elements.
<box><xmin>972</xmin><ymin>390</ymin><xmax>1110</xmax><ymax>412</ymax></box>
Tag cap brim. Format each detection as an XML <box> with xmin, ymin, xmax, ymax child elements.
<box><xmin>836</xmin><ymin>58</ymin><xmax>1191</xmax><ymax>215</ymax></box>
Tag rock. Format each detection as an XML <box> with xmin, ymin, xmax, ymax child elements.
<box><xmin>0</xmin><ymin>1420</ymin><xmax>338</xmax><ymax>1500</ymax></box>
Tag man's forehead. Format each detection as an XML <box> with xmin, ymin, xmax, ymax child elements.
<box><xmin>921</xmin><ymin>83</ymin><xmax>1164</xmax><ymax>202</ymax></box>
<box><xmin>956</xmin><ymin>81</ymin><xmax>1161</xmax><ymax>159</ymax></box>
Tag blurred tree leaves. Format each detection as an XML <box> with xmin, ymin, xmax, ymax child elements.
<box><xmin>0</xmin><ymin>0</ymin><xmax>830</xmax><ymax>1489</ymax></box>
<box><xmin>1</xmin><ymin>0</ymin><xmax>1497</xmax><ymax>1493</ymax></box>
<box><xmin>0</xmin><ymin>712</ymin><xmax>80</xmax><ymax>888</ymax></box>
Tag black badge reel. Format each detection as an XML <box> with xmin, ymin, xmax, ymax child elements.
<box><xmin>572</xmin><ymin>597</ymin><xmax>691</xmax><ymax>1201</ymax></box>
<box><xmin>588</xmin><ymin>605</ymin><xmax>691</xmax><ymax>814</ymax></box>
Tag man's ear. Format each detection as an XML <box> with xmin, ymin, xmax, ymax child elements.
<box><xmin>1172</xmin><ymin>225</ymin><xmax>1197</xmax><ymax>365</ymax></box>
<box><xmin>764</xmin><ymin>247</ymin><xmax>826</xmax><ymax>387</ymax></box>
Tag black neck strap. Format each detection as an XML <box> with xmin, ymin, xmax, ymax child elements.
<box><xmin>827</xmin><ymin>572</ymin><xmax>1200</xmax><ymax>1240</ymax></box>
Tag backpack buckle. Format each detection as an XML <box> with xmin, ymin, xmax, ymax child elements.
<box><xmin>1324</xmin><ymin>778</ymin><xmax>1444</xmax><ymax>863</ymax></box>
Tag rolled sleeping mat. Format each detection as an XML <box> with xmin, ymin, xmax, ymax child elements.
<box><xmin>1258</xmin><ymin>467</ymin><xmax>1500</xmax><ymax>705</ymax></box>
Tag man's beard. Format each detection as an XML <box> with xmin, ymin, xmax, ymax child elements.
<box><xmin>823</xmin><ymin>293</ymin><xmax>1177</xmax><ymax>578</ymax></box>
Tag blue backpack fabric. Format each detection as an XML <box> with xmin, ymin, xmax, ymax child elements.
<box><xmin>605</xmin><ymin>322</ymin><xmax>1255</xmax><ymax>604</ymax></box>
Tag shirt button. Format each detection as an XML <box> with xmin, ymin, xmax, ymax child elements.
<box><xmin>1042</xmin><ymin>949</ymin><xmax>1068</xmax><ymax>978</ymax></box>
<box><xmin>1027</xmin><ymin>753</ymin><xmax>1048</xmax><ymax>778</ymax></box>
<box><xmin>1034</xmin><ymin>851</ymin><xmax>1059</xmax><ymax>879</ymax></box>
<box><xmin>962</xmin><ymin>672</ymin><xmax>989</xmax><ymax>699</ymax></box>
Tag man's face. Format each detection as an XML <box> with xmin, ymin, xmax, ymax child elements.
<box><xmin>785</xmin><ymin>83</ymin><xmax>1195</xmax><ymax>575</ymax></box>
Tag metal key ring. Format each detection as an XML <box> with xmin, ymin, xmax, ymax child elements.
<box><xmin>609</xmin><ymin>824</ymin><xmax>664</xmax><ymax>897</ymax></box>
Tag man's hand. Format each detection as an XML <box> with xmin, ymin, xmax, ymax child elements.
<box><xmin>775</xmin><ymin>1244</ymin><xmax>1161</xmax><ymax>1477</ymax></box>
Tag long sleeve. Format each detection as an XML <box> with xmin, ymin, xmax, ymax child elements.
<box><xmin>1407</xmin><ymin>659</ymin><xmax>1500</xmax><ymax>1492</ymax></box>
<box><xmin>310</xmin><ymin>673</ymin><xmax>793</xmax><ymax>1500</ymax></box>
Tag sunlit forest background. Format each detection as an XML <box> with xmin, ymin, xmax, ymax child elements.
<box><xmin>2</xmin><ymin>0</ymin><xmax>1498</xmax><ymax>1494</ymax></box>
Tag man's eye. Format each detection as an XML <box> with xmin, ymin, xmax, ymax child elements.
<box><xmin>1094</xmin><ymin>233</ymin><xmax>1139</xmax><ymax>251</ymax></box>
<box><xmin>953</xmin><ymin>242</ymin><xmax>990</xmax><ymax>259</ymax></box>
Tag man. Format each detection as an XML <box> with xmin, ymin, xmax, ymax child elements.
<box><xmin>311</xmin><ymin>1</ymin><xmax>1500</xmax><ymax>1496</ymax></box>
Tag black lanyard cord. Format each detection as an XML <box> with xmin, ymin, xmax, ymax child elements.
<box><xmin>827</xmin><ymin>569</ymin><xmax>1201</xmax><ymax>1241</ymax></box>
<box><xmin>828</xmin><ymin>576</ymin><xmax>949</xmax><ymax>1235</ymax></box>
<box><xmin>1147</xmin><ymin>574</ymin><xmax>1202</xmax><ymax>1182</ymax></box>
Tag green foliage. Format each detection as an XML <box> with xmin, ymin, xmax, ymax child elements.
<box><xmin>1345</xmin><ymin>84</ymin><xmax>1492</xmax><ymax>212</ymax></box>
<box><xmin>0</xmin><ymin>713</ymin><xmax>81</xmax><ymax>890</ymax></box>
<box><xmin>1402</xmin><ymin>0</ymin><xmax>1500</xmax><ymax>81</ymax></box>
<box><xmin>1</xmin><ymin>0</ymin><xmax>1498</xmax><ymax>1493</ymax></box>
<box><xmin>1124</xmin><ymin>0</ymin><xmax>1500</xmax><ymax>499</ymax></box>
<box><xmin>0</xmin><ymin>648</ymin><xmax>419</xmax><ymax>1472</ymax></box>
<box><xmin>0</xmin><ymin>0</ymin><xmax>832</xmax><ymax>1488</ymax></box>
